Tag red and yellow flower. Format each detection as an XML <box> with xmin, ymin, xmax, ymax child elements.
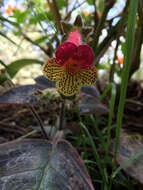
<box><xmin>42</xmin><ymin>30</ymin><xmax>97</xmax><ymax>96</ymax></box>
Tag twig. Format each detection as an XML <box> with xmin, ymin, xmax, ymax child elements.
<box><xmin>94</xmin><ymin>37</ymin><xmax>113</xmax><ymax>65</ymax></box>
<box><xmin>0</xmin><ymin>15</ymin><xmax>50</xmax><ymax>55</ymax></box>
<box><xmin>0</xmin><ymin>60</ymin><xmax>8</xmax><ymax>68</ymax></box>
<box><xmin>109</xmin><ymin>37</ymin><xmax>119</xmax><ymax>82</ymax></box>
<box><xmin>92</xmin><ymin>0</ymin><xmax>99</xmax><ymax>31</ymax></box>
<box><xmin>126</xmin><ymin>99</ymin><xmax>143</xmax><ymax>108</ymax></box>
<box><xmin>0</xmin><ymin>126</ymin><xmax>25</xmax><ymax>135</ymax></box>
<box><xmin>64</xmin><ymin>1</ymin><xmax>86</xmax><ymax>20</ymax></box>
<box><xmin>94</xmin><ymin>1</ymin><xmax>129</xmax><ymax>65</ymax></box>
<box><xmin>16</xmin><ymin>129</ymin><xmax>38</xmax><ymax>140</ymax></box>
<box><xmin>47</xmin><ymin>0</ymin><xmax>63</xmax><ymax>33</ymax></box>
<box><xmin>21</xmin><ymin>31</ymin><xmax>49</xmax><ymax>55</ymax></box>
<box><xmin>59</xmin><ymin>100</ymin><xmax>65</xmax><ymax>130</ymax></box>
<box><xmin>29</xmin><ymin>105</ymin><xmax>48</xmax><ymax>139</ymax></box>
<box><xmin>93</xmin><ymin>0</ymin><xmax>115</xmax><ymax>49</ymax></box>
<box><xmin>109</xmin><ymin>6</ymin><xmax>127</xmax><ymax>82</ymax></box>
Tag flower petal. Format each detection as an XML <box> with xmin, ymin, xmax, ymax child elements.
<box><xmin>68</xmin><ymin>30</ymin><xmax>82</xmax><ymax>46</ymax></box>
<box><xmin>78</xmin><ymin>66</ymin><xmax>97</xmax><ymax>86</ymax></box>
<box><xmin>77</xmin><ymin>45</ymin><xmax>94</xmax><ymax>67</ymax></box>
<box><xmin>55</xmin><ymin>42</ymin><xmax>77</xmax><ymax>64</ymax></box>
<box><xmin>42</xmin><ymin>58</ymin><xmax>63</xmax><ymax>81</ymax></box>
<box><xmin>56</xmin><ymin>73</ymin><xmax>81</xmax><ymax>96</ymax></box>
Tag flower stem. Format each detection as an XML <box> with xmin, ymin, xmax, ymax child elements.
<box><xmin>59</xmin><ymin>100</ymin><xmax>65</xmax><ymax>130</ymax></box>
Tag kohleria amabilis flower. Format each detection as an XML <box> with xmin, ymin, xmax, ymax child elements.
<box><xmin>42</xmin><ymin>30</ymin><xmax>97</xmax><ymax>97</ymax></box>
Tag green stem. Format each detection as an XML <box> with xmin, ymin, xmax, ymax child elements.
<box><xmin>99</xmin><ymin>82</ymin><xmax>112</xmax><ymax>102</ymax></box>
<box><xmin>109</xmin><ymin>39</ymin><xmax>119</xmax><ymax>83</ymax></box>
<box><xmin>93</xmin><ymin>6</ymin><xmax>109</xmax><ymax>49</ymax></box>
<box><xmin>113</xmin><ymin>0</ymin><xmax>138</xmax><ymax>168</ymax></box>
<box><xmin>80</xmin><ymin>122</ymin><xmax>108</xmax><ymax>187</ymax></box>
<box><xmin>106</xmin><ymin>83</ymin><xmax>116</xmax><ymax>156</ymax></box>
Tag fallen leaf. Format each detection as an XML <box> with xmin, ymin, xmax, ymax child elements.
<box><xmin>112</xmin><ymin>135</ymin><xmax>143</xmax><ymax>184</ymax></box>
<box><xmin>0</xmin><ymin>139</ymin><xmax>95</xmax><ymax>190</ymax></box>
<box><xmin>0</xmin><ymin>84</ymin><xmax>45</xmax><ymax>106</ymax></box>
<box><xmin>35</xmin><ymin>75</ymin><xmax>56</xmax><ymax>88</ymax></box>
<box><xmin>81</xmin><ymin>86</ymin><xmax>101</xmax><ymax>98</ymax></box>
<box><xmin>79</xmin><ymin>93</ymin><xmax>109</xmax><ymax>115</ymax></box>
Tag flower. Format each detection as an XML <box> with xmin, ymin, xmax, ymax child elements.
<box><xmin>45</xmin><ymin>2</ymin><xmax>49</xmax><ymax>8</ymax></box>
<box><xmin>83</xmin><ymin>11</ymin><xmax>89</xmax><ymax>17</ymax></box>
<box><xmin>97</xmin><ymin>11</ymin><xmax>102</xmax><ymax>18</ymax></box>
<box><xmin>5</xmin><ymin>4</ymin><xmax>17</xmax><ymax>15</ymax></box>
<box><xmin>117</xmin><ymin>56</ymin><xmax>123</xmax><ymax>65</ymax></box>
<box><xmin>42</xmin><ymin>30</ymin><xmax>97</xmax><ymax>97</ymax></box>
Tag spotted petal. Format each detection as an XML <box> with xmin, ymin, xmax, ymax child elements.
<box><xmin>42</xmin><ymin>58</ymin><xmax>63</xmax><ymax>81</ymax></box>
<box><xmin>56</xmin><ymin>73</ymin><xmax>81</xmax><ymax>96</ymax></box>
<box><xmin>78</xmin><ymin>66</ymin><xmax>97</xmax><ymax>86</ymax></box>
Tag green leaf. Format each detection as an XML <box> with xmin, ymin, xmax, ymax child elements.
<box><xmin>6</xmin><ymin>59</ymin><xmax>44</xmax><ymax>78</ymax></box>
<box><xmin>106</xmin><ymin>83</ymin><xmax>116</xmax><ymax>156</ymax></box>
<box><xmin>35</xmin><ymin>12</ymin><xmax>47</xmax><ymax>21</ymax></box>
<box><xmin>0</xmin><ymin>15</ymin><xmax>19</xmax><ymax>27</ymax></box>
<box><xmin>0</xmin><ymin>59</ymin><xmax>44</xmax><ymax>84</ymax></box>
<box><xmin>97</xmin><ymin>63</ymin><xmax>109</xmax><ymax>70</ymax></box>
<box><xmin>29</xmin><ymin>11</ymin><xmax>52</xmax><ymax>24</ymax></box>
<box><xmin>29</xmin><ymin>16</ymin><xmax>38</xmax><ymax>24</ymax></box>
<box><xmin>57</xmin><ymin>0</ymin><xmax>66</xmax><ymax>9</ymax></box>
<box><xmin>12</xmin><ymin>10</ymin><xmax>30</xmax><ymax>24</ymax></box>
<box><xmin>99</xmin><ymin>83</ymin><xmax>112</xmax><ymax>102</ymax></box>
<box><xmin>46</xmin><ymin>11</ymin><xmax>53</xmax><ymax>20</ymax></box>
<box><xmin>120</xmin><ymin>41</ymin><xmax>126</xmax><ymax>55</ymax></box>
<box><xmin>112</xmin><ymin>151</ymin><xmax>143</xmax><ymax>179</ymax></box>
<box><xmin>98</xmin><ymin>0</ymin><xmax>104</xmax><ymax>12</ymax></box>
<box><xmin>87</xmin><ymin>0</ymin><xmax>93</xmax><ymax>5</ymax></box>
<box><xmin>13</xmin><ymin>30</ymin><xmax>22</xmax><ymax>36</ymax></box>
<box><xmin>113</xmin><ymin>0</ymin><xmax>138</xmax><ymax>168</ymax></box>
<box><xmin>34</xmin><ymin>35</ymin><xmax>49</xmax><ymax>44</ymax></box>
